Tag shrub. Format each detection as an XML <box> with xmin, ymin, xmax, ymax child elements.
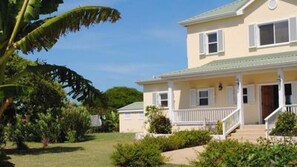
<box><xmin>61</xmin><ymin>105</ymin><xmax>91</xmax><ymax>142</ymax></box>
<box><xmin>145</xmin><ymin>106</ymin><xmax>171</xmax><ymax>134</ymax></box>
<box><xmin>216</xmin><ymin>120</ymin><xmax>223</xmax><ymax>134</ymax></box>
<box><xmin>193</xmin><ymin>139</ymin><xmax>297</xmax><ymax>167</ymax></box>
<box><xmin>270</xmin><ymin>112</ymin><xmax>297</xmax><ymax>136</ymax></box>
<box><xmin>141</xmin><ymin>130</ymin><xmax>211</xmax><ymax>152</ymax></box>
<box><xmin>173</xmin><ymin>130</ymin><xmax>211</xmax><ymax>148</ymax></box>
<box><xmin>141</xmin><ymin>136</ymin><xmax>181</xmax><ymax>152</ymax></box>
<box><xmin>35</xmin><ymin>112</ymin><xmax>61</xmax><ymax>145</ymax></box>
<box><xmin>111</xmin><ymin>142</ymin><xmax>165</xmax><ymax>167</ymax></box>
<box><xmin>100</xmin><ymin>111</ymin><xmax>119</xmax><ymax>132</ymax></box>
<box><xmin>5</xmin><ymin>115</ymin><xmax>30</xmax><ymax>150</ymax></box>
<box><xmin>0</xmin><ymin>125</ymin><xmax>6</xmax><ymax>148</ymax></box>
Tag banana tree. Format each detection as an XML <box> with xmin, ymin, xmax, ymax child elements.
<box><xmin>0</xmin><ymin>0</ymin><xmax>121</xmax><ymax>118</ymax></box>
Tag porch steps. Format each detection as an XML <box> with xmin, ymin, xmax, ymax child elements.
<box><xmin>228</xmin><ymin>125</ymin><xmax>266</xmax><ymax>143</ymax></box>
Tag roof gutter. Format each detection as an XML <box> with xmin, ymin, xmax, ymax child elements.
<box><xmin>160</xmin><ymin>62</ymin><xmax>297</xmax><ymax>80</ymax></box>
<box><xmin>179</xmin><ymin>11</ymin><xmax>238</xmax><ymax>27</ymax></box>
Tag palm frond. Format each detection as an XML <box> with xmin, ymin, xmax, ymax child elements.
<box><xmin>24</xmin><ymin>64</ymin><xmax>105</xmax><ymax>102</ymax></box>
<box><xmin>15</xmin><ymin>6</ymin><xmax>121</xmax><ymax>54</ymax></box>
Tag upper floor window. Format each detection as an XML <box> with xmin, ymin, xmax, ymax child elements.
<box><xmin>249</xmin><ymin>17</ymin><xmax>297</xmax><ymax>48</ymax></box>
<box><xmin>199</xmin><ymin>30</ymin><xmax>224</xmax><ymax>55</ymax></box>
<box><xmin>259</xmin><ymin>20</ymin><xmax>289</xmax><ymax>46</ymax></box>
<box><xmin>207</xmin><ymin>32</ymin><xmax>218</xmax><ymax>53</ymax></box>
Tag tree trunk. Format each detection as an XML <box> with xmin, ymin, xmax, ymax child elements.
<box><xmin>0</xmin><ymin>97</ymin><xmax>13</xmax><ymax>119</ymax></box>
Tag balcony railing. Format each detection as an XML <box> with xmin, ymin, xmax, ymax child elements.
<box><xmin>173</xmin><ymin>107</ymin><xmax>236</xmax><ymax>125</ymax></box>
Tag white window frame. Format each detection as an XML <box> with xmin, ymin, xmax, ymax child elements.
<box><xmin>257</xmin><ymin>19</ymin><xmax>290</xmax><ymax>48</ymax></box>
<box><xmin>197</xmin><ymin>89</ymin><xmax>209</xmax><ymax>106</ymax></box>
<box><xmin>155</xmin><ymin>91</ymin><xmax>168</xmax><ymax>108</ymax></box>
<box><xmin>206</xmin><ymin>31</ymin><xmax>218</xmax><ymax>54</ymax></box>
<box><xmin>123</xmin><ymin>113</ymin><xmax>131</xmax><ymax>120</ymax></box>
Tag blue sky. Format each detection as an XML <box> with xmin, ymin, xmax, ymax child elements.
<box><xmin>23</xmin><ymin>0</ymin><xmax>234</xmax><ymax>91</ymax></box>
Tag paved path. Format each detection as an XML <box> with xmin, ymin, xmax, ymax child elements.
<box><xmin>162</xmin><ymin>146</ymin><xmax>205</xmax><ymax>165</ymax></box>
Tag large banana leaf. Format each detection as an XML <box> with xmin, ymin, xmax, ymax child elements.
<box><xmin>10</xmin><ymin>64</ymin><xmax>106</xmax><ymax>103</ymax></box>
<box><xmin>0</xmin><ymin>84</ymin><xmax>28</xmax><ymax>100</ymax></box>
<box><xmin>16</xmin><ymin>6</ymin><xmax>120</xmax><ymax>54</ymax></box>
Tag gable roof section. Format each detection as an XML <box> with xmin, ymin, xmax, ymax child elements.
<box><xmin>180</xmin><ymin>0</ymin><xmax>253</xmax><ymax>26</ymax></box>
<box><xmin>160</xmin><ymin>51</ymin><xmax>297</xmax><ymax>79</ymax></box>
<box><xmin>118</xmin><ymin>102</ymin><xmax>144</xmax><ymax>113</ymax></box>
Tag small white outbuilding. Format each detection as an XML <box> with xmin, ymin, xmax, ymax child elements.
<box><xmin>118</xmin><ymin>102</ymin><xmax>145</xmax><ymax>133</ymax></box>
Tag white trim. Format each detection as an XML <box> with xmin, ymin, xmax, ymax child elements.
<box><xmin>168</xmin><ymin>81</ymin><xmax>174</xmax><ymax>123</ymax></box>
<box><xmin>180</xmin><ymin>0</ymin><xmax>255</xmax><ymax>26</ymax></box>
<box><xmin>161</xmin><ymin>62</ymin><xmax>297</xmax><ymax>80</ymax></box>
<box><xmin>206</xmin><ymin>31</ymin><xmax>218</xmax><ymax>54</ymax></box>
<box><xmin>257</xmin><ymin>19</ymin><xmax>290</xmax><ymax>47</ymax></box>
<box><xmin>278</xmin><ymin>69</ymin><xmax>285</xmax><ymax>108</ymax></box>
<box><xmin>197</xmin><ymin>88</ymin><xmax>210</xmax><ymax>106</ymax></box>
<box><xmin>236</xmin><ymin>73</ymin><xmax>244</xmax><ymax>126</ymax></box>
<box><xmin>119</xmin><ymin>109</ymin><xmax>144</xmax><ymax>113</ymax></box>
<box><xmin>236</xmin><ymin>0</ymin><xmax>255</xmax><ymax>15</ymax></box>
<box><xmin>153</xmin><ymin>91</ymin><xmax>169</xmax><ymax>108</ymax></box>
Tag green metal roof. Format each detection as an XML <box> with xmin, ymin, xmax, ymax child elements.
<box><xmin>161</xmin><ymin>51</ymin><xmax>297</xmax><ymax>79</ymax></box>
<box><xmin>180</xmin><ymin>0</ymin><xmax>251</xmax><ymax>26</ymax></box>
<box><xmin>118</xmin><ymin>102</ymin><xmax>144</xmax><ymax>112</ymax></box>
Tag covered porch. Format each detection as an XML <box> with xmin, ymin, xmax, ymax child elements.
<box><xmin>161</xmin><ymin>52</ymin><xmax>297</xmax><ymax>138</ymax></box>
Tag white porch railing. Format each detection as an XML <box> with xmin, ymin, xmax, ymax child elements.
<box><xmin>173</xmin><ymin>107</ymin><xmax>235</xmax><ymax>125</ymax></box>
<box><xmin>265</xmin><ymin>104</ymin><xmax>297</xmax><ymax>138</ymax></box>
<box><xmin>222</xmin><ymin>108</ymin><xmax>240</xmax><ymax>139</ymax></box>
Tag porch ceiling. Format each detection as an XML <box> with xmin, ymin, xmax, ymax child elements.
<box><xmin>161</xmin><ymin>51</ymin><xmax>297</xmax><ymax>79</ymax></box>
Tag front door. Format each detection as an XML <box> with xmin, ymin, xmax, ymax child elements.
<box><xmin>261</xmin><ymin>85</ymin><xmax>278</xmax><ymax>122</ymax></box>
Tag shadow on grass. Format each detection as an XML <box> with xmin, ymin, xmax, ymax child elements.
<box><xmin>5</xmin><ymin>146</ymin><xmax>84</xmax><ymax>155</ymax></box>
<box><xmin>79</xmin><ymin>134</ymin><xmax>96</xmax><ymax>142</ymax></box>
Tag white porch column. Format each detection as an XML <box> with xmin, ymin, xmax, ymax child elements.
<box><xmin>168</xmin><ymin>81</ymin><xmax>174</xmax><ymax>124</ymax></box>
<box><xmin>278</xmin><ymin>69</ymin><xmax>285</xmax><ymax>110</ymax></box>
<box><xmin>236</xmin><ymin>73</ymin><xmax>244</xmax><ymax>126</ymax></box>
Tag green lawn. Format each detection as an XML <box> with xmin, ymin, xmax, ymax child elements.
<box><xmin>5</xmin><ymin>133</ymin><xmax>193</xmax><ymax>167</ymax></box>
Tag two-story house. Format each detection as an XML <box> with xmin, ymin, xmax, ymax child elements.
<box><xmin>137</xmin><ymin>0</ymin><xmax>297</xmax><ymax>138</ymax></box>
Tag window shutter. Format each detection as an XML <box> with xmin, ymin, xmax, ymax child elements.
<box><xmin>199</xmin><ymin>33</ymin><xmax>206</xmax><ymax>55</ymax></box>
<box><xmin>152</xmin><ymin>93</ymin><xmax>158</xmax><ymax>106</ymax></box>
<box><xmin>189</xmin><ymin>89</ymin><xmax>197</xmax><ymax>107</ymax></box>
<box><xmin>289</xmin><ymin>17</ymin><xmax>297</xmax><ymax>42</ymax></box>
<box><xmin>292</xmin><ymin>82</ymin><xmax>297</xmax><ymax>104</ymax></box>
<box><xmin>249</xmin><ymin>24</ymin><xmax>257</xmax><ymax>48</ymax></box>
<box><xmin>218</xmin><ymin>30</ymin><xmax>224</xmax><ymax>53</ymax></box>
<box><xmin>226</xmin><ymin>86</ymin><xmax>235</xmax><ymax>105</ymax></box>
<box><xmin>247</xmin><ymin>85</ymin><xmax>255</xmax><ymax>104</ymax></box>
<box><xmin>208</xmin><ymin>88</ymin><xmax>215</xmax><ymax>106</ymax></box>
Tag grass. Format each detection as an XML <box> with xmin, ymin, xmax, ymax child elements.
<box><xmin>4</xmin><ymin>133</ymin><xmax>194</xmax><ymax>167</ymax></box>
<box><xmin>5</xmin><ymin>133</ymin><xmax>134</xmax><ymax>167</ymax></box>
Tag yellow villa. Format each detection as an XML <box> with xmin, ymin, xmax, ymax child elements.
<box><xmin>134</xmin><ymin>0</ymin><xmax>297</xmax><ymax>139</ymax></box>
